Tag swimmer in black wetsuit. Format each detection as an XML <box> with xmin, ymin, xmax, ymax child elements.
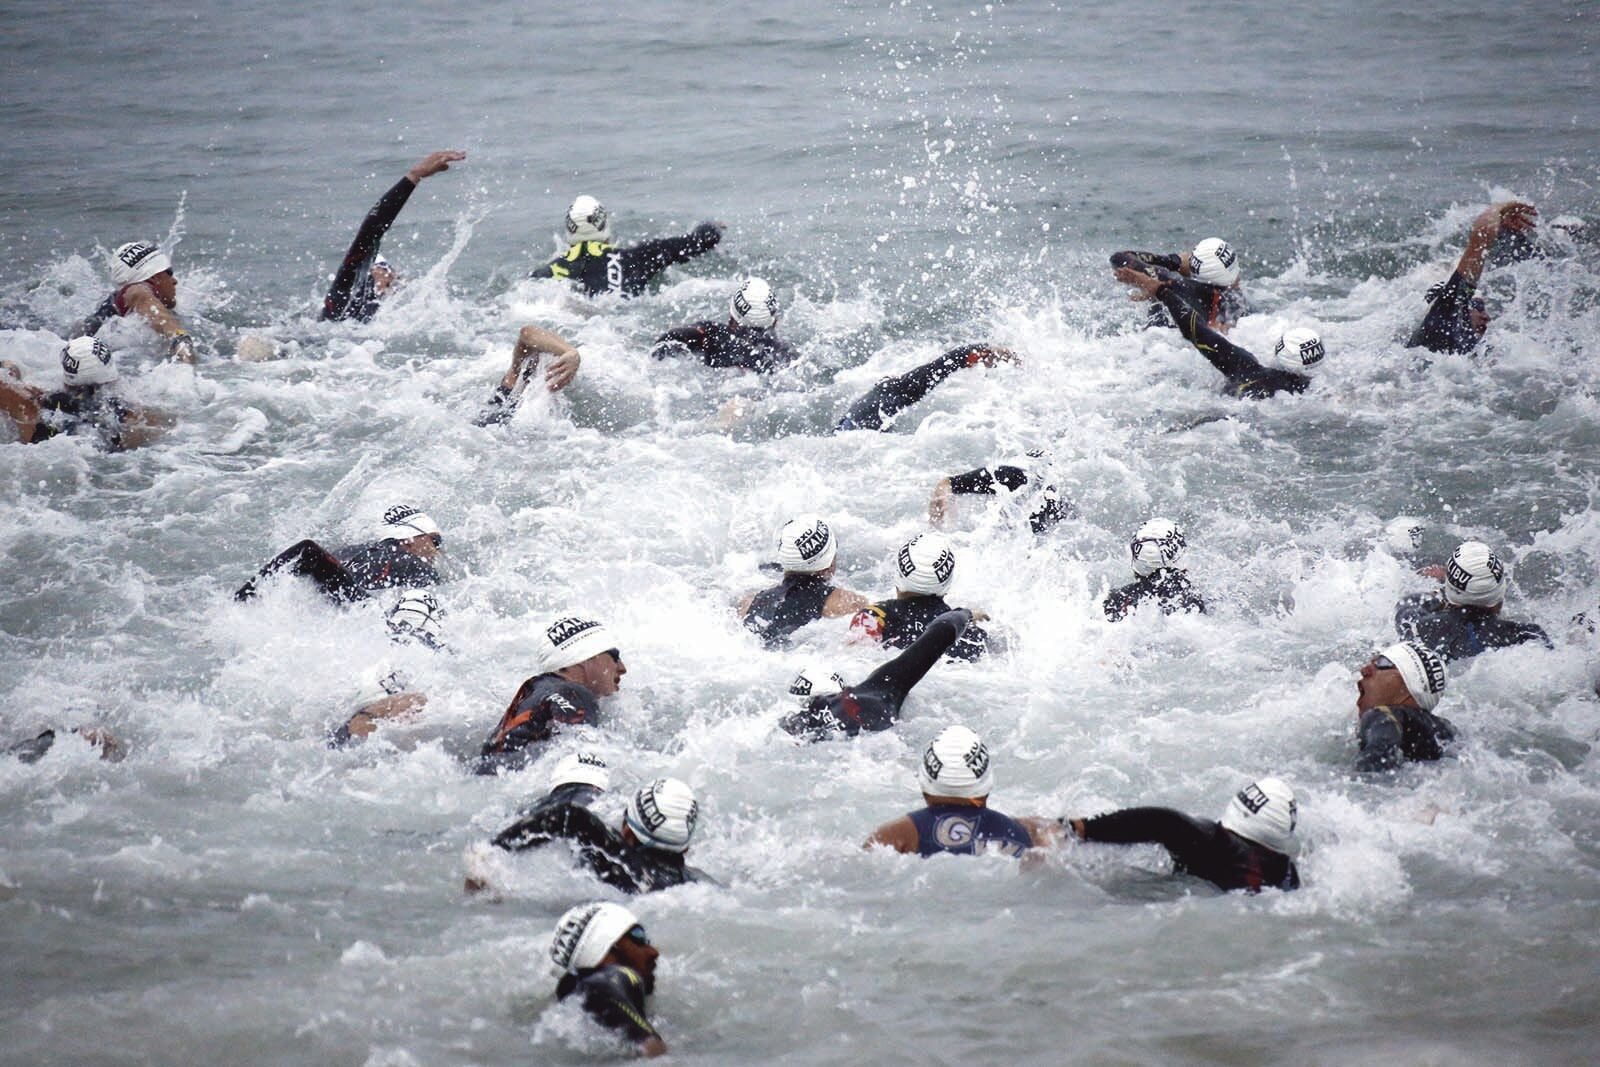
<box><xmin>851</xmin><ymin>532</ymin><xmax>993</xmax><ymax>660</ymax></box>
<box><xmin>1063</xmin><ymin>777</ymin><xmax>1301</xmax><ymax>893</ymax></box>
<box><xmin>780</xmin><ymin>608</ymin><xmax>972</xmax><ymax>741</ymax></box>
<box><xmin>1110</xmin><ymin>237</ymin><xmax>1248</xmax><ymax>334</ymax></box>
<box><xmin>7</xmin><ymin>725</ymin><xmax>124</xmax><ymax>764</ymax></box>
<box><xmin>530</xmin><ymin>194</ymin><xmax>723</xmax><ymax>297</ymax></box>
<box><xmin>491</xmin><ymin>777</ymin><xmax>709</xmax><ymax>895</ymax></box>
<box><xmin>739</xmin><ymin>515</ymin><xmax>869</xmax><ymax>648</ymax></box>
<box><xmin>234</xmin><ymin>504</ymin><xmax>445</xmax><ymax>604</ymax></box>
<box><xmin>71</xmin><ymin>241</ymin><xmax>197</xmax><ymax>363</ymax></box>
<box><xmin>474</xmin><ymin>614</ymin><xmax>624</xmax><ymax>775</ymax></box>
<box><xmin>652</xmin><ymin>276</ymin><xmax>800</xmax><ymax>372</ymax></box>
<box><xmin>548</xmin><ymin>902</ymin><xmax>669</xmax><ymax>1057</ymax></box>
<box><xmin>1117</xmin><ymin>260</ymin><xmax>1323</xmax><ymax>399</ymax></box>
<box><xmin>1353</xmin><ymin>641</ymin><xmax>1454</xmax><ymax>772</ymax></box>
<box><xmin>329</xmin><ymin>591</ymin><xmax>447</xmax><ymax>747</ymax></box>
<box><xmin>1406</xmin><ymin>201</ymin><xmax>1537</xmax><ymax>354</ymax></box>
<box><xmin>321</xmin><ymin>150</ymin><xmax>466</xmax><ymax>323</ymax></box>
<box><xmin>1</xmin><ymin>340</ymin><xmax>169</xmax><ymax>450</ymax></box>
<box><xmin>865</xmin><ymin>725</ymin><xmax>1056</xmax><ymax>856</ymax></box>
<box><xmin>929</xmin><ymin>449</ymin><xmax>1075</xmax><ymax>534</ymax></box>
<box><xmin>1394</xmin><ymin>540</ymin><xmax>1550</xmax><ymax>662</ymax></box>
<box><xmin>834</xmin><ymin>343</ymin><xmax>1016</xmax><ymax>431</ymax></box>
<box><xmin>473</xmin><ymin>325</ymin><xmax>583</xmax><ymax>426</ymax></box>
<box><xmin>1102</xmin><ymin>517</ymin><xmax>1206</xmax><ymax>621</ymax></box>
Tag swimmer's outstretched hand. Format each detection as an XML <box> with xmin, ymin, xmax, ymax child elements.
<box><xmin>544</xmin><ymin>349</ymin><xmax>580</xmax><ymax>391</ymax></box>
<box><xmin>408</xmin><ymin>150</ymin><xmax>468</xmax><ymax>183</ymax></box>
<box><xmin>969</xmin><ymin>345</ymin><xmax>1019</xmax><ymax>368</ymax></box>
<box><xmin>1114</xmin><ymin>265</ymin><xmax>1164</xmax><ymax>298</ymax></box>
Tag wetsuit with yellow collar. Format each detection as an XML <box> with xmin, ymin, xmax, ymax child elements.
<box><xmin>531</xmin><ymin>222</ymin><xmax>723</xmax><ymax>297</ymax></box>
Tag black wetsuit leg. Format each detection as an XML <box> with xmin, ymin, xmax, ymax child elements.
<box><xmin>234</xmin><ymin>539</ymin><xmax>370</xmax><ymax>603</ymax></box>
<box><xmin>835</xmin><ymin>345</ymin><xmax>982</xmax><ymax>432</ymax></box>
<box><xmin>321</xmin><ymin>177</ymin><xmax>416</xmax><ymax>322</ymax></box>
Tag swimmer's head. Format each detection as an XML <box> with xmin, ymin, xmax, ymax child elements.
<box><xmin>369</xmin><ymin>254</ymin><xmax>396</xmax><ymax>296</ymax></box>
<box><xmin>386</xmin><ymin>589</ymin><xmax>445</xmax><ymax>648</ymax></box>
<box><xmin>895</xmin><ymin>532</ymin><xmax>957</xmax><ymax>596</ymax></box>
<box><xmin>1383</xmin><ymin>515</ymin><xmax>1426</xmax><ymax>554</ymax></box>
<box><xmin>536</xmin><ymin>614</ymin><xmax>619</xmax><ymax>675</ymax></box>
<box><xmin>776</xmin><ymin>515</ymin><xmax>837</xmax><ymax>574</ymax></box>
<box><xmin>1370</xmin><ymin>639</ymin><xmax>1448</xmax><ymax>711</ymax></box>
<box><xmin>1426</xmin><ymin>282</ymin><xmax>1491</xmax><ymax>335</ymax></box>
<box><xmin>787</xmin><ymin>662</ymin><xmax>846</xmax><ymax>706</ymax></box>
<box><xmin>549</xmin><ymin>750</ymin><xmax>611</xmax><ymax>792</ymax></box>
<box><xmin>1189</xmin><ymin>237</ymin><xmax>1240</xmax><ymax>287</ymax></box>
<box><xmin>1442</xmin><ymin>540</ymin><xmax>1508</xmax><ymax>609</ymax></box>
<box><xmin>550</xmin><ymin>900</ymin><xmax>640</xmax><ymax>974</ymax></box>
<box><xmin>729</xmin><ymin>276</ymin><xmax>780</xmax><ymax>331</ymax></box>
<box><xmin>60</xmin><ymin>337</ymin><xmax>118</xmax><ymax>388</ymax></box>
<box><xmin>110</xmin><ymin>241</ymin><xmax>172</xmax><ymax>287</ymax></box>
<box><xmin>1272</xmin><ymin>328</ymin><xmax>1325</xmax><ymax>376</ymax></box>
<box><xmin>1219</xmin><ymin>777</ymin><xmax>1299</xmax><ymax>857</ymax></box>
<box><xmin>374</xmin><ymin>505</ymin><xmax>443</xmax><ymax>558</ymax></box>
<box><xmin>564</xmin><ymin>195</ymin><xmax>611</xmax><ymax>245</ymax></box>
<box><xmin>918</xmin><ymin>724</ymin><xmax>993</xmax><ymax>800</ymax></box>
<box><xmin>1130</xmin><ymin>518</ymin><xmax>1185</xmax><ymax>577</ymax></box>
<box><xmin>625</xmin><ymin>777</ymin><xmax>699</xmax><ymax>853</ymax></box>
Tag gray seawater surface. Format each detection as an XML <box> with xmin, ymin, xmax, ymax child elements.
<box><xmin>2</xmin><ymin>1</ymin><xmax>1599</xmax><ymax>1064</ymax></box>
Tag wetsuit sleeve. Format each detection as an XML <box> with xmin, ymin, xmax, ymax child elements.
<box><xmin>1355</xmin><ymin>708</ymin><xmax>1406</xmax><ymax>772</ymax></box>
<box><xmin>854</xmin><ymin>608</ymin><xmax>973</xmax><ymax>720</ymax></box>
<box><xmin>322</xmin><ymin>176</ymin><xmax>415</xmax><ymax>321</ymax></box>
<box><xmin>491</xmin><ymin>802</ymin><xmax>611</xmax><ymax>852</ymax></box>
<box><xmin>651</xmin><ymin>323</ymin><xmax>710</xmax><ymax>359</ymax></box>
<box><xmin>617</xmin><ymin>223</ymin><xmax>723</xmax><ymax>290</ymax></box>
<box><xmin>575</xmin><ymin>969</ymin><xmax>661</xmax><ymax>1046</ymax></box>
<box><xmin>1156</xmin><ymin>285</ymin><xmax>1264</xmax><ymax>383</ymax></box>
<box><xmin>1078</xmin><ymin>807</ymin><xmax>1214</xmax><ymax>856</ymax></box>
<box><xmin>8</xmin><ymin>729</ymin><xmax>57</xmax><ymax>765</ymax></box>
<box><xmin>1102</xmin><ymin>579</ymin><xmax>1147</xmax><ymax>622</ymax></box>
<box><xmin>234</xmin><ymin>539</ymin><xmax>368</xmax><ymax>603</ymax></box>
<box><xmin>71</xmin><ymin>296</ymin><xmax>119</xmax><ymax>339</ymax></box>
<box><xmin>947</xmin><ymin>467</ymin><xmax>1001</xmax><ymax>495</ymax></box>
<box><xmin>1405</xmin><ymin>270</ymin><xmax>1478</xmax><ymax>353</ymax></box>
<box><xmin>1111</xmin><ymin>251</ymin><xmax>1184</xmax><ymax>271</ymax></box>
<box><xmin>838</xmin><ymin>344</ymin><xmax>978</xmax><ymax>431</ymax></box>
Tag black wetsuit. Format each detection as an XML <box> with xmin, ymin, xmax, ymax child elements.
<box><xmin>1405</xmin><ymin>270</ymin><xmax>1484</xmax><ymax>355</ymax></box>
<box><xmin>1112</xmin><ymin>251</ymin><xmax>1248</xmax><ymax>332</ymax></box>
<box><xmin>835</xmin><ymin>344</ymin><xmax>992</xmax><ymax>432</ymax></box>
<box><xmin>652</xmin><ymin>321</ymin><xmax>799</xmax><ymax>372</ymax></box>
<box><xmin>743</xmin><ymin>573</ymin><xmax>841</xmax><ymax>648</ymax></box>
<box><xmin>947</xmin><ymin>461</ymin><xmax>1075</xmax><ymax>533</ymax></box>
<box><xmin>556</xmin><ymin>966</ymin><xmax>661</xmax><ymax>1049</ymax></box>
<box><xmin>30</xmin><ymin>388</ymin><xmax>131</xmax><ymax>450</ymax></box>
<box><xmin>1355</xmin><ymin>703</ymin><xmax>1456</xmax><ymax>772</ymax></box>
<box><xmin>852</xmin><ymin>595</ymin><xmax>990</xmax><ymax>661</ymax></box>
<box><xmin>234</xmin><ymin>539</ymin><xmax>440</xmax><ymax>604</ymax></box>
<box><xmin>322</xmin><ymin>176</ymin><xmax>416</xmax><ymax>323</ymax></box>
<box><xmin>530</xmin><ymin>224</ymin><xmax>722</xmax><ymax>297</ymax></box>
<box><xmin>1393</xmin><ymin>592</ymin><xmax>1550</xmax><ymax>662</ymax></box>
<box><xmin>491</xmin><ymin>802</ymin><xmax>702</xmax><ymax>894</ymax></box>
<box><xmin>1076</xmin><ymin>808</ymin><xmax>1300</xmax><ymax>893</ymax></box>
<box><xmin>909</xmin><ymin>804</ymin><xmax>1033</xmax><ymax>857</ymax></box>
<box><xmin>7</xmin><ymin>730</ymin><xmax>59</xmax><ymax>764</ymax></box>
<box><xmin>474</xmin><ymin>673</ymin><xmax>601</xmax><ymax>775</ymax></box>
<box><xmin>1102</xmin><ymin>569</ymin><xmax>1206</xmax><ymax>621</ymax></box>
<box><xmin>781</xmin><ymin>608</ymin><xmax>971</xmax><ymax>741</ymax></box>
<box><xmin>1156</xmin><ymin>285</ymin><xmax>1308</xmax><ymax>399</ymax></box>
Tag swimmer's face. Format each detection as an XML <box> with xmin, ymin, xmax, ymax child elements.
<box><xmin>578</xmin><ymin>648</ymin><xmax>626</xmax><ymax>697</ymax></box>
<box><xmin>609</xmin><ymin>924</ymin><xmax>658</xmax><ymax>994</ymax></box>
<box><xmin>371</xmin><ymin>263</ymin><xmax>397</xmax><ymax>296</ymax></box>
<box><xmin>400</xmin><ymin>532</ymin><xmax>443</xmax><ymax>561</ymax></box>
<box><xmin>1356</xmin><ymin>656</ymin><xmax>1411</xmax><ymax>713</ymax></box>
<box><xmin>1469</xmin><ymin>303</ymin><xmax>1491</xmax><ymax>335</ymax></box>
<box><xmin>149</xmin><ymin>269</ymin><xmax>177</xmax><ymax>308</ymax></box>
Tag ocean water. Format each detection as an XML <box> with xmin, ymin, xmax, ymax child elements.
<box><xmin>2</xmin><ymin>1</ymin><xmax>1598</xmax><ymax>1064</ymax></box>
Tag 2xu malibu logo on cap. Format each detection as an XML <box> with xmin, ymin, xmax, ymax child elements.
<box><xmin>793</xmin><ymin>521</ymin><xmax>830</xmax><ymax>561</ymax></box>
<box><xmin>118</xmin><ymin>242</ymin><xmax>158</xmax><ymax>269</ymax></box>
<box><xmin>546</xmin><ymin>616</ymin><xmax>600</xmax><ymax>648</ymax></box>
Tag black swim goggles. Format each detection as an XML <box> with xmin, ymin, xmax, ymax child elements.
<box><xmin>625</xmin><ymin>924</ymin><xmax>651</xmax><ymax>946</ymax></box>
<box><xmin>604</xmin><ymin>648</ymin><xmax>623</xmax><ymax>664</ymax></box>
<box><xmin>1370</xmin><ymin>655</ymin><xmax>1397</xmax><ymax>671</ymax></box>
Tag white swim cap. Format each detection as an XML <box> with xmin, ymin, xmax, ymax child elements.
<box><xmin>1383</xmin><ymin>515</ymin><xmax>1426</xmax><ymax>554</ymax></box>
<box><xmin>776</xmin><ymin>515</ymin><xmax>837</xmax><ymax>574</ymax></box>
<box><xmin>1273</xmin><ymin>328</ymin><xmax>1326</xmax><ymax>376</ymax></box>
<box><xmin>918</xmin><ymin>724</ymin><xmax>993</xmax><ymax>799</ymax></box>
<box><xmin>550</xmin><ymin>750</ymin><xmax>611</xmax><ymax>792</ymax></box>
<box><xmin>787</xmin><ymin>662</ymin><xmax>846</xmax><ymax>706</ymax></box>
<box><xmin>564</xmin><ymin>195</ymin><xmax>611</xmax><ymax>245</ymax></box>
<box><xmin>895</xmin><ymin>532</ymin><xmax>957</xmax><ymax>596</ymax></box>
<box><xmin>1190</xmin><ymin>237</ymin><xmax>1240</xmax><ymax>287</ymax></box>
<box><xmin>60</xmin><ymin>337</ymin><xmax>117</xmax><ymax>387</ymax></box>
<box><xmin>1130</xmin><ymin>517</ymin><xmax>1185</xmax><ymax>577</ymax></box>
<box><xmin>386</xmin><ymin>590</ymin><xmax>444</xmax><ymax>647</ymax></box>
<box><xmin>351</xmin><ymin>665</ymin><xmax>413</xmax><ymax>710</ymax></box>
<box><xmin>1378</xmin><ymin>639</ymin><xmax>1448</xmax><ymax>711</ymax></box>
<box><xmin>1219</xmin><ymin>777</ymin><xmax>1299</xmax><ymax>857</ymax></box>
<box><xmin>537</xmin><ymin>614</ymin><xmax>618</xmax><ymax>673</ymax></box>
<box><xmin>374</xmin><ymin>504</ymin><xmax>441</xmax><ymax>543</ymax></box>
<box><xmin>1442</xmin><ymin>540</ymin><xmax>1508</xmax><ymax>608</ymax></box>
<box><xmin>550</xmin><ymin>900</ymin><xmax>639</xmax><ymax>975</ymax></box>
<box><xmin>730</xmin><ymin>277</ymin><xmax>780</xmax><ymax>330</ymax></box>
<box><xmin>110</xmin><ymin>241</ymin><xmax>172</xmax><ymax>287</ymax></box>
<box><xmin>625</xmin><ymin>777</ymin><xmax>699</xmax><ymax>853</ymax></box>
